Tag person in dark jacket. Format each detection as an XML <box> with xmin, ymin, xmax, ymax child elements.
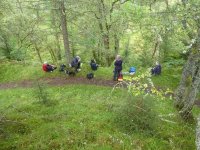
<box><xmin>151</xmin><ymin>62</ymin><xmax>161</xmax><ymax>75</ymax></box>
<box><xmin>42</xmin><ymin>62</ymin><xmax>57</xmax><ymax>72</ymax></box>
<box><xmin>70</xmin><ymin>56</ymin><xmax>81</xmax><ymax>72</ymax></box>
<box><xmin>90</xmin><ymin>59</ymin><xmax>99</xmax><ymax>71</ymax></box>
<box><xmin>113</xmin><ymin>55</ymin><xmax>123</xmax><ymax>81</ymax></box>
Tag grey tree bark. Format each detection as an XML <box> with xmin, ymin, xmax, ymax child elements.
<box><xmin>175</xmin><ymin>28</ymin><xmax>200</xmax><ymax>120</ymax></box>
<box><xmin>51</xmin><ymin>0</ymin><xmax>62</xmax><ymax>61</ymax></box>
<box><xmin>60</xmin><ymin>0</ymin><xmax>71</xmax><ymax>64</ymax></box>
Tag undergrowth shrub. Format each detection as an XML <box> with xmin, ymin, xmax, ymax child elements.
<box><xmin>114</xmin><ymin>94</ymin><xmax>158</xmax><ymax>135</ymax></box>
<box><xmin>33</xmin><ymin>81</ymin><xmax>57</xmax><ymax>106</ymax></box>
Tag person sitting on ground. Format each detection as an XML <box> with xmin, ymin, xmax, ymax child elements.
<box><xmin>90</xmin><ymin>59</ymin><xmax>99</xmax><ymax>71</ymax></box>
<box><xmin>151</xmin><ymin>61</ymin><xmax>161</xmax><ymax>75</ymax></box>
<box><xmin>42</xmin><ymin>62</ymin><xmax>57</xmax><ymax>72</ymax></box>
<box><xmin>70</xmin><ymin>56</ymin><xmax>81</xmax><ymax>72</ymax></box>
<box><xmin>113</xmin><ymin>55</ymin><xmax>123</xmax><ymax>81</ymax></box>
<box><xmin>129</xmin><ymin>66</ymin><xmax>136</xmax><ymax>75</ymax></box>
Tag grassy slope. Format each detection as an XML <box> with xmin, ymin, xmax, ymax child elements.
<box><xmin>0</xmin><ymin>85</ymin><xmax>198</xmax><ymax>150</ymax></box>
<box><xmin>0</xmin><ymin>61</ymin><xmax>199</xmax><ymax>149</ymax></box>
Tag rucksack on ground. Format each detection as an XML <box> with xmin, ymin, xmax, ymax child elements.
<box><xmin>87</xmin><ymin>73</ymin><xmax>94</xmax><ymax>79</ymax></box>
<box><xmin>118</xmin><ymin>73</ymin><xmax>123</xmax><ymax>81</ymax></box>
<box><xmin>129</xmin><ymin>67</ymin><xmax>136</xmax><ymax>75</ymax></box>
<box><xmin>59</xmin><ymin>64</ymin><xmax>66</xmax><ymax>72</ymax></box>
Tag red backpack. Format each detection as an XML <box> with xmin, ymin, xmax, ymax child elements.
<box><xmin>118</xmin><ymin>73</ymin><xmax>123</xmax><ymax>81</ymax></box>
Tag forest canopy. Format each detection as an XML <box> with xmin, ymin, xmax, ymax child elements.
<box><xmin>1</xmin><ymin>0</ymin><xmax>199</xmax><ymax>67</ymax></box>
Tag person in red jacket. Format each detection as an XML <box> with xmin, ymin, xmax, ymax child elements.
<box><xmin>42</xmin><ymin>62</ymin><xmax>57</xmax><ymax>72</ymax></box>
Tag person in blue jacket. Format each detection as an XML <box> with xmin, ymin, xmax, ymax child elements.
<box><xmin>113</xmin><ymin>55</ymin><xmax>123</xmax><ymax>81</ymax></box>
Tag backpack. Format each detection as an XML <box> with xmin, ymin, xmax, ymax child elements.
<box><xmin>59</xmin><ymin>64</ymin><xmax>66</xmax><ymax>72</ymax></box>
<box><xmin>66</xmin><ymin>70</ymin><xmax>76</xmax><ymax>76</ymax></box>
<box><xmin>87</xmin><ymin>73</ymin><xmax>94</xmax><ymax>79</ymax></box>
<box><xmin>118</xmin><ymin>73</ymin><xmax>123</xmax><ymax>81</ymax></box>
<box><xmin>129</xmin><ymin>67</ymin><xmax>136</xmax><ymax>73</ymax></box>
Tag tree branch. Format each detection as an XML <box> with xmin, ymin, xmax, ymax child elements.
<box><xmin>109</xmin><ymin>0</ymin><xmax>131</xmax><ymax>30</ymax></box>
<box><xmin>82</xmin><ymin>10</ymin><xmax>100</xmax><ymax>19</ymax></box>
<box><xmin>110</xmin><ymin>0</ymin><xmax>119</xmax><ymax>14</ymax></box>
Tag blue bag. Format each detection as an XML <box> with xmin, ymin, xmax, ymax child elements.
<box><xmin>129</xmin><ymin>67</ymin><xmax>136</xmax><ymax>73</ymax></box>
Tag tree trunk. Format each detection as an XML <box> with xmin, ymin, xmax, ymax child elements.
<box><xmin>54</xmin><ymin>32</ymin><xmax>62</xmax><ymax>60</ymax></box>
<box><xmin>48</xmin><ymin>46</ymin><xmax>57</xmax><ymax>63</ymax></box>
<box><xmin>16</xmin><ymin>0</ymin><xmax>23</xmax><ymax>13</ymax></box>
<box><xmin>99</xmin><ymin>0</ymin><xmax>111</xmax><ymax>66</ymax></box>
<box><xmin>103</xmin><ymin>34</ymin><xmax>111</xmax><ymax>66</ymax></box>
<box><xmin>114</xmin><ymin>34</ymin><xmax>119</xmax><ymax>55</ymax></box>
<box><xmin>60</xmin><ymin>0</ymin><xmax>71</xmax><ymax>64</ymax></box>
<box><xmin>97</xmin><ymin>40</ymin><xmax>103</xmax><ymax>63</ymax></box>
<box><xmin>51</xmin><ymin>0</ymin><xmax>62</xmax><ymax>61</ymax></box>
<box><xmin>2</xmin><ymin>34</ymin><xmax>11</xmax><ymax>59</ymax></box>
<box><xmin>34</xmin><ymin>44</ymin><xmax>43</xmax><ymax>63</ymax></box>
<box><xmin>71</xmin><ymin>40</ymin><xmax>75</xmax><ymax>58</ymax></box>
<box><xmin>165</xmin><ymin>0</ymin><xmax>169</xmax><ymax>9</ymax></box>
<box><xmin>124</xmin><ymin>36</ymin><xmax>130</xmax><ymax>59</ymax></box>
<box><xmin>180</xmin><ymin>64</ymin><xmax>199</xmax><ymax>120</ymax></box>
<box><xmin>175</xmin><ymin>28</ymin><xmax>200</xmax><ymax>121</ymax></box>
<box><xmin>152</xmin><ymin>41</ymin><xmax>159</xmax><ymax>58</ymax></box>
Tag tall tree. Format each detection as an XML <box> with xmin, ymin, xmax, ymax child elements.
<box><xmin>59</xmin><ymin>0</ymin><xmax>71</xmax><ymax>64</ymax></box>
<box><xmin>50</xmin><ymin>0</ymin><xmax>62</xmax><ymax>61</ymax></box>
<box><xmin>175</xmin><ymin>28</ymin><xmax>200</xmax><ymax>120</ymax></box>
<box><xmin>173</xmin><ymin>0</ymin><xmax>200</xmax><ymax>120</ymax></box>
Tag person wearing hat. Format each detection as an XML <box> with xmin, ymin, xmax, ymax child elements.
<box><xmin>42</xmin><ymin>61</ymin><xmax>57</xmax><ymax>72</ymax></box>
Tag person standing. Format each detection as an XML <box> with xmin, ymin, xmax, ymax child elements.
<box><xmin>113</xmin><ymin>55</ymin><xmax>123</xmax><ymax>81</ymax></box>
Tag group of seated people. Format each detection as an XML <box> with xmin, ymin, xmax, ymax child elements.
<box><xmin>42</xmin><ymin>56</ymin><xmax>99</xmax><ymax>75</ymax></box>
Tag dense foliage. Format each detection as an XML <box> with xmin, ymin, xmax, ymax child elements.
<box><xmin>1</xmin><ymin>0</ymin><xmax>199</xmax><ymax>66</ymax></box>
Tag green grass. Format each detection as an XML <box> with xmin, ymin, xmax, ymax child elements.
<box><xmin>0</xmin><ymin>61</ymin><xmax>114</xmax><ymax>83</ymax></box>
<box><xmin>151</xmin><ymin>66</ymin><xmax>182</xmax><ymax>91</ymax></box>
<box><xmin>0</xmin><ymin>61</ymin><xmax>60</xmax><ymax>83</ymax></box>
<box><xmin>0</xmin><ymin>61</ymin><xmax>198</xmax><ymax>149</ymax></box>
<box><xmin>75</xmin><ymin>63</ymin><xmax>113</xmax><ymax>80</ymax></box>
<box><xmin>0</xmin><ymin>85</ymin><xmax>198</xmax><ymax>150</ymax></box>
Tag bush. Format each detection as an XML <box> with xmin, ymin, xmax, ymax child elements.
<box><xmin>33</xmin><ymin>81</ymin><xmax>57</xmax><ymax>106</ymax></box>
<box><xmin>114</xmin><ymin>95</ymin><xmax>158</xmax><ymax>135</ymax></box>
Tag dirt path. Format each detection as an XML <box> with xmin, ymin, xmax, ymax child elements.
<box><xmin>0</xmin><ymin>77</ymin><xmax>199</xmax><ymax>107</ymax></box>
<box><xmin>0</xmin><ymin>77</ymin><xmax>116</xmax><ymax>89</ymax></box>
